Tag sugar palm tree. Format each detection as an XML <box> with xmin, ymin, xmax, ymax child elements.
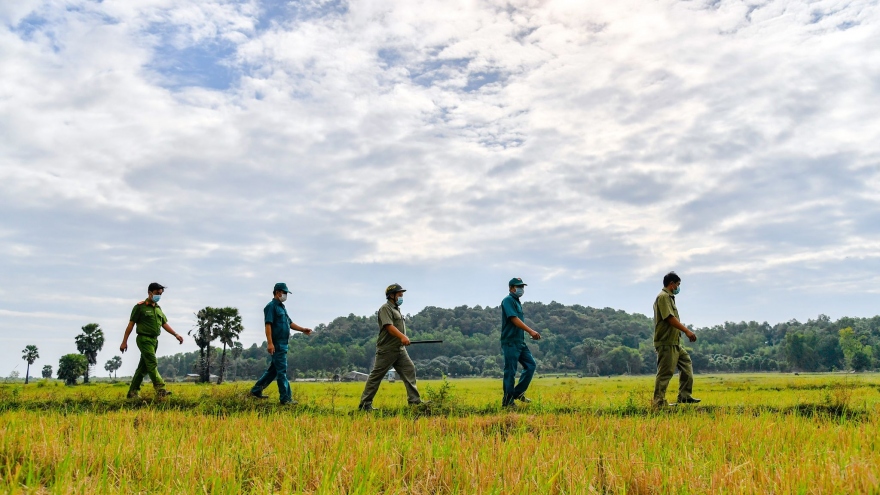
<box><xmin>75</xmin><ymin>323</ymin><xmax>105</xmax><ymax>383</ymax></box>
<box><xmin>21</xmin><ymin>345</ymin><xmax>39</xmax><ymax>384</ymax></box>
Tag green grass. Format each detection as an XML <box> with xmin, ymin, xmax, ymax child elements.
<box><xmin>2</xmin><ymin>373</ymin><xmax>879</xmax><ymax>493</ymax></box>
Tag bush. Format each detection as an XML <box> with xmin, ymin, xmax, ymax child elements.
<box><xmin>58</xmin><ymin>354</ymin><xmax>88</xmax><ymax>385</ymax></box>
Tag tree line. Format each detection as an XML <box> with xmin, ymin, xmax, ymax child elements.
<box><xmin>18</xmin><ymin>303</ymin><xmax>880</xmax><ymax>385</ymax></box>
<box><xmin>155</xmin><ymin>303</ymin><xmax>880</xmax><ymax>380</ymax></box>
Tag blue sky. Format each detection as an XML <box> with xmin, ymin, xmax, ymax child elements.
<box><xmin>2</xmin><ymin>0</ymin><xmax>880</xmax><ymax>377</ymax></box>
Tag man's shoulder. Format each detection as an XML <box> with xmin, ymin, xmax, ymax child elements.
<box><xmin>655</xmin><ymin>290</ymin><xmax>671</xmax><ymax>301</ymax></box>
<box><xmin>379</xmin><ymin>301</ymin><xmax>396</xmax><ymax>313</ymax></box>
<box><xmin>265</xmin><ymin>299</ymin><xmax>280</xmax><ymax>310</ymax></box>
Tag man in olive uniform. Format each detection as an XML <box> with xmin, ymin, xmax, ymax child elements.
<box><xmin>120</xmin><ymin>282</ymin><xmax>184</xmax><ymax>398</ymax></box>
<box><xmin>501</xmin><ymin>277</ymin><xmax>542</xmax><ymax>407</ymax></box>
<box><xmin>250</xmin><ymin>282</ymin><xmax>312</xmax><ymax>405</ymax></box>
<box><xmin>358</xmin><ymin>283</ymin><xmax>424</xmax><ymax>411</ymax></box>
<box><xmin>652</xmin><ymin>271</ymin><xmax>700</xmax><ymax>407</ymax></box>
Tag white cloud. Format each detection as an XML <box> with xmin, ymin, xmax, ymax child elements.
<box><xmin>1</xmin><ymin>0</ymin><xmax>880</xmax><ymax>373</ymax></box>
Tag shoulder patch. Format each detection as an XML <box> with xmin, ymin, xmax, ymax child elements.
<box><xmin>137</xmin><ymin>301</ymin><xmax>146</xmax><ymax>305</ymax></box>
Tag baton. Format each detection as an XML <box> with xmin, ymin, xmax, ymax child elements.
<box><xmin>408</xmin><ymin>340</ymin><xmax>443</xmax><ymax>344</ymax></box>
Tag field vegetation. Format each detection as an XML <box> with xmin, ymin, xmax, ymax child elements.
<box><xmin>2</xmin><ymin>373</ymin><xmax>880</xmax><ymax>494</ymax></box>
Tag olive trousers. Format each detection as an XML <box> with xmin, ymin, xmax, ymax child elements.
<box><xmin>653</xmin><ymin>345</ymin><xmax>694</xmax><ymax>406</ymax></box>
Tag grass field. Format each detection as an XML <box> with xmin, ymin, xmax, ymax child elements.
<box><xmin>2</xmin><ymin>373</ymin><xmax>880</xmax><ymax>494</ymax></box>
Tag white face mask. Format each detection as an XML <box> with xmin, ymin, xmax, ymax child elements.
<box><xmin>280</xmin><ymin>293</ymin><xmax>288</xmax><ymax>302</ymax></box>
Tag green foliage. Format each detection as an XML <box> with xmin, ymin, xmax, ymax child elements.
<box><xmin>41</xmin><ymin>365</ymin><xmax>53</xmax><ymax>379</ymax></box>
<box><xmin>156</xmin><ymin>305</ymin><xmax>880</xmax><ymax>380</ymax></box>
<box><xmin>57</xmin><ymin>354</ymin><xmax>88</xmax><ymax>385</ymax></box>
<box><xmin>75</xmin><ymin>323</ymin><xmax>105</xmax><ymax>384</ymax></box>
<box><xmin>104</xmin><ymin>356</ymin><xmax>123</xmax><ymax>379</ymax></box>
<box><xmin>21</xmin><ymin>345</ymin><xmax>39</xmax><ymax>384</ymax></box>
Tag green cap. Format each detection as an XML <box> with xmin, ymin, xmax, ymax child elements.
<box><xmin>385</xmin><ymin>283</ymin><xmax>407</xmax><ymax>296</ymax></box>
<box><xmin>273</xmin><ymin>282</ymin><xmax>291</xmax><ymax>294</ymax></box>
<box><xmin>508</xmin><ymin>277</ymin><xmax>527</xmax><ymax>287</ymax></box>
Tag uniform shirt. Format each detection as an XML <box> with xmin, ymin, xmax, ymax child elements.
<box><xmin>376</xmin><ymin>300</ymin><xmax>406</xmax><ymax>350</ymax></box>
<box><xmin>130</xmin><ymin>302</ymin><xmax>168</xmax><ymax>338</ymax></box>
<box><xmin>653</xmin><ymin>288</ymin><xmax>681</xmax><ymax>346</ymax></box>
<box><xmin>264</xmin><ymin>298</ymin><xmax>292</xmax><ymax>344</ymax></box>
<box><xmin>500</xmin><ymin>293</ymin><xmax>525</xmax><ymax>344</ymax></box>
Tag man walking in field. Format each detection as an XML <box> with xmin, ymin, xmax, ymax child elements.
<box><xmin>250</xmin><ymin>282</ymin><xmax>312</xmax><ymax>405</ymax></box>
<box><xmin>358</xmin><ymin>284</ymin><xmax>425</xmax><ymax>411</ymax></box>
<box><xmin>120</xmin><ymin>282</ymin><xmax>184</xmax><ymax>398</ymax></box>
<box><xmin>652</xmin><ymin>272</ymin><xmax>700</xmax><ymax>407</ymax></box>
<box><xmin>501</xmin><ymin>277</ymin><xmax>541</xmax><ymax>408</ymax></box>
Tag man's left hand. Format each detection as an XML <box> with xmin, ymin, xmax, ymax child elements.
<box><xmin>175</xmin><ymin>334</ymin><xmax>184</xmax><ymax>344</ymax></box>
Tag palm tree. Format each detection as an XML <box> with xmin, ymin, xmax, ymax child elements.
<box><xmin>104</xmin><ymin>356</ymin><xmax>123</xmax><ymax>380</ymax></box>
<box><xmin>214</xmin><ymin>307</ymin><xmax>244</xmax><ymax>384</ymax></box>
<box><xmin>75</xmin><ymin>323</ymin><xmax>105</xmax><ymax>383</ymax></box>
<box><xmin>190</xmin><ymin>308</ymin><xmax>218</xmax><ymax>383</ymax></box>
<box><xmin>21</xmin><ymin>345</ymin><xmax>39</xmax><ymax>384</ymax></box>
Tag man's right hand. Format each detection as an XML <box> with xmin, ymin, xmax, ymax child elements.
<box><xmin>686</xmin><ymin>331</ymin><xmax>697</xmax><ymax>342</ymax></box>
<box><xmin>400</xmin><ymin>336</ymin><xmax>411</xmax><ymax>346</ymax></box>
<box><xmin>120</xmin><ymin>342</ymin><xmax>127</xmax><ymax>353</ymax></box>
<box><xmin>529</xmin><ymin>330</ymin><xmax>542</xmax><ymax>340</ymax></box>
<box><xmin>267</xmin><ymin>343</ymin><xmax>275</xmax><ymax>355</ymax></box>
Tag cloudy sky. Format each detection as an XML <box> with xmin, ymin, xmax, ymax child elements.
<box><xmin>2</xmin><ymin>0</ymin><xmax>879</xmax><ymax>377</ymax></box>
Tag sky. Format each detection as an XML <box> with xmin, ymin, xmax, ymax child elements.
<box><xmin>2</xmin><ymin>0</ymin><xmax>879</xmax><ymax>378</ymax></box>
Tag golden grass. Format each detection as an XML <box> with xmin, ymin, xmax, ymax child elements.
<box><xmin>2</xmin><ymin>373</ymin><xmax>879</xmax><ymax>494</ymax></box>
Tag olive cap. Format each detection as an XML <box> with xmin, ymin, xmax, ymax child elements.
<box><xmin>385</xmin><ymin>283</ymin><xmax>407</xmax><ymax>296</ymax></box>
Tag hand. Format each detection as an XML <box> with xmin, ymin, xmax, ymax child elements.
<box><xmin>120</xmin><ymin>342</ymin><xmax>128</xmax><ymax>353</ymax></box>
<box><xmin>529</xmin><ymin>331</ymin><xmax>542</xmax><ymax>341</ymax></box>
<box><xmin>301</xmin><ymin>328</ymin><xmax>313</xmax><ymax>335</ymax></box>
<box><xmin>686</xmin><ymin>331</ymin><xmax>697</xmax><ymax>343</ymax></box>
<box><xmin>175</xmin><ymin>334</ymin><xmax>184</xmax><ymax>344</ymax></box>
<box><xmin>267</xmin><ymin>343</ymin><xmax>275</xmax><ymax>355</ymax></box>
<box><xmin>401</xmin><ymin>335</ymin><xmax>411</xmax><ymax>346</ymax></box>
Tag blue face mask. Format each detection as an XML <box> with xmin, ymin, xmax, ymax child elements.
<box><xmin>151</xmin><ymin>294</ymin><xmax>162</xmax><ymax>303</ymax></box>
<box><xmin>672</xmin><ymin>286</ymin><xmax>680</xmax><ymax>295</ymax></box>
<box><xmin>396</xmin><ymin>297</ymin><xmax>404</xmax><ymax>306</ymax></box>
<box><xmin>514</xmin><ymin>288</ymin><xmax>524</xmax><ymax>298</ymax></box>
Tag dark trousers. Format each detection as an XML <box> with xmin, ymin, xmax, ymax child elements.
<box><xmin>502</xmin><ymin>342</ymin><xmax>536</xmax><ymax>406</ymax></box>
<box><xmin>251</xmin><ymin>344</ymin><xmax>291</xmax><ymax>404</ymax></box>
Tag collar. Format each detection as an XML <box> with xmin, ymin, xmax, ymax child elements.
<box><xmin>662</xmin><ymin>288</ymin><xmax>676</xmax><ymax>299</ymax></box>
<box><xmin>509</xmin><ymin>292</ymin><xmax>520</xmax><ymax>301</ymax></box>
<box><xmin>387</xmin><ymin>299</ymin><xmax>400</xmax><ymax>310</ymax></box>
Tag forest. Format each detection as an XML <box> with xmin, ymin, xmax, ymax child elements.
<box><xmin>155</xmin><ymin>302</ymin><xmax>880</xmax><ymax>380</ymax></box>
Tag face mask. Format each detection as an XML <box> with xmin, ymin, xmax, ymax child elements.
<box><xmin>151</xmin><ymin>294</ymin><xmax>162</xmax><ymax>303</ymax></box>
<box><xmin>672</xmin><ymin>286</ymin><xmax>681</xmax><ymax>295</ymax></box>
<box><xmin>280</xmin><ymin>293</ymin><xmax>288</xmax><ymax>302</ymax></box>
<box><xmin>396</xmin><ymin>297</ymin><xmax>404</xmax><ymax>306</ymax></box>
<box><xmin>514</xmin><ymin>288</ymin><xmax>524</xmax><ymax>298</ymax></box>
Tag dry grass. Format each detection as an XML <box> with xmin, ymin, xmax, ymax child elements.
<box><xmin>2</xmin><ymin>373</ymin><xmax>879</xmax><ymax>494</ymax></box>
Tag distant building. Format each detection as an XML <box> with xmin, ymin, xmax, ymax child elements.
<box><xmin>385</xmin><ymin>370</ymin><xmax>398</xmax><ymax>381</ymax></box>
<box><xmin>182</xmin><ymin>374</ymin><xmax>219</xmax><ymax>383</ymax></box>
<box><xmin>342</xmin><ymin>371</ymin><xmax>369</xmax><ymax>382</ymax></box>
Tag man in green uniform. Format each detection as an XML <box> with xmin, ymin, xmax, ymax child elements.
<box><xmin>652</xmin><ymin>272</ymin><xmax>700</xmax><ymax>407</ymax></box>
<box><xmin>120</xmin><ymin>282</ymin><xmax>184</xmax><ymax>398</ymax></box>
<box><xmin>249</xmin><ymin>282</ymin><xmax>312</xmax><ymax>405</ymax></box>
<box><xmin>358</xmin><ymin>284</ymin><xmax>424</xmax><ymax>411</ymax></box>
<box><xmin>501</xmin><ymin>277</ymin><xmax>541</xmax><ymax>407</ymax></box>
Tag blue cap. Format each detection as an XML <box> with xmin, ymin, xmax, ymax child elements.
<box><xmin>273</xmin><ymin>282</ymin><xmax>291</xmax><ymax>293</ymax></box>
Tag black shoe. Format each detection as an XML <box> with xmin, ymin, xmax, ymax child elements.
<box><xmin>678</xmin><ymin>397</ymin><xmax>701</xmax><ymax>404</ymax></box>
<box><xmin>409</xmin><ymin>400</ymin><xmax>431</xmax><ymax>406</ymax></box>
<box><xmin>516</xmin><ymin>395</ymin><xmax>531</xmax><ymax>403</ymax></box>
<box><xmin>280</xmin><ymin>400</ymin><xmax>299</xmax><ymax>406</ymax></box>
<box><xmin>249</xmin><ymin>391</ymin><xmax>269</xmax><ymax>399</ymax></box>
<box><xmin>359</xmin><ymin>405</ymin><xmax>378</xmax><ymax>412</ymax></box>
